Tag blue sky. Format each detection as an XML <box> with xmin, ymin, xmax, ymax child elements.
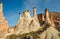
<box><xmin>0</xmin><ymin>0</ymin><xmax>60</xmax><ymax>26</ymax></box>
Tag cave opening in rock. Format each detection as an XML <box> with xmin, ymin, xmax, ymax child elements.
<box><xmin>23</xmin><ymin>36</ymin><xmax>31</xmax><ymax>39</ymax></box>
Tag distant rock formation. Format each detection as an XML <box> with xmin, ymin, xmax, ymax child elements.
<box><xmin>38</xmin><ymin>8</ymin><xmax>55</xmax><ymax>27</ymax></box>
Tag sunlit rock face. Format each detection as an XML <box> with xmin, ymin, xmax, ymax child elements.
<box><xmin>45</xmin><ymin>8</ymin><xmax>51</xmax><ymax>24</ymax></box>
<box><xmin>14</xmin><ymin>9</ymin><xmax>40</xmax><ymax>34</ymax></box>
<box><xmin>0</xmin><ymin>2</ymin><xmax>8</xmax><ymax>31</ymax></box>
<box><xmin>29</xmin><ymin>18</ymin><xmax>40</xmax><ymax>32</ymax></box>
<box><xmin>23</xmin><ymin>10</ymin><xmax>32</xmax><ymax>33</ymax></box>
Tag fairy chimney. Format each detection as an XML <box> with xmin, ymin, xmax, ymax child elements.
<box><xmin>0</xmin><ymin>2</ymin><xmax>3</xmax><ymax>17</ymax></box>
<box><xmin>33</xmin><ymin>7</ymin><xmax>39</xmax><ymax>21</ymax></box>
<box><xmin>33</xmin><ymin>7</ymin><xmax>37</xmax><ymax>17</ymax></box>
<box><xmin>17</xmin><ymin>13</ymin><xmax>23</xmax><ymax>25</ymax></box>
<box><xmin>45</xmin><ymin>8</ymin><xmax>51</xmax><ymax>24</ymax></box>
<box><xmin>0</xmin><ymin>2</ymin><xmax>8</xmax><ymax>31</ymax></box>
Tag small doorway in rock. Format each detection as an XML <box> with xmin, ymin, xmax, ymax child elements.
<box><xmin>23</xmin><ymin>35</ymin><xmax>31</xmax><ymax>39</ymax></box>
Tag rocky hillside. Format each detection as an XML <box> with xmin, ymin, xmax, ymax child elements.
<box><xmin>49</xmin><ymin>12</ymin><xmax>60</xmax><ymax>18</ymax></box>
<box><xmin>5</xmin><ymin>25</ymin><xmax>60</xmax><ymax>39</ymax></box>
<box><xmin>38</xmin><ymin>12</ymin><xmax>60</xmax><ymax>31</ymax></box>
<box><xmin>48</xmin><ymin>12</ymin><xmax>60</xmax><ymax>31</ymax></box>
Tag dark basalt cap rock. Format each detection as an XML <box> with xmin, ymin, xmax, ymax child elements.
<box><xmin>19</xmin><ymin>13</ymin><xmax>21</xmax><ymax>15</ymax></box>
<box><xmin>24</xmin><ymin>10</ymin><xmax>29</xmax><ymax>12</ymax></box>
<box><xmin>33</xmin><ymin>7</ymin><xmax>36</xmax><ymax>9</ymax></box>
<box><xmin>23</xmin><ymin>10</ymin><xmax>30</xmax><ymax>14</ymax></box>
<box><xmin>0</xmin><ymin>2</ymin><xmax>2</xmax><ymax>4</ymax></box>
<box><xmin>45</xmin><ymin>8</ymin><xmax>48</xmax><ymax>11</ymax></box>
<box><xmin>27</xmin><ymin>10</ymin><xmax>29</xmax><ymax>12</ymax></box>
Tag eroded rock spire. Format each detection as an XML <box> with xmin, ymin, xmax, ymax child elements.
<box><xmin>45</xmin><ymin>8</ymin><xmax>50</xmax><ymax>24</ymax></box>
<box><xmin>45</xmin><ymin>8</ymin><xmax>55</xmax><ymax>27</ymax></box>
<box><xmin>0</xmin><ymin>2</ymin><xmax>8</xmax><ymax>31</ymax></box>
